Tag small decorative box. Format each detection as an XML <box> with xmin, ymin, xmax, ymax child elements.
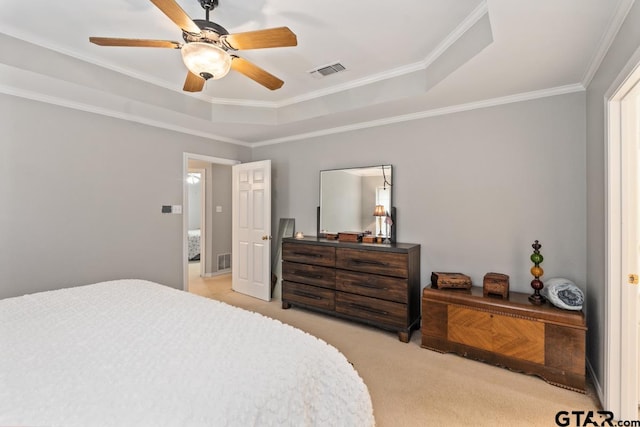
<box><xmin>483</xmin><ymin>272</ymin><xmax>510</xmax><ymax>299</ymax></box>
<box><xmin>362</xmin><ymin>235</ymin><xmax>376</xmax><ymax>243</ymax></box>
<box><xmin>431</xmin><ymin>272</ymin><xmax>472</xmax><ymax>290</ymax></box>
<box><xmin>338</xmin><ymin>232</ymin><xmax>363</xmax><ymax>242</ymax></box>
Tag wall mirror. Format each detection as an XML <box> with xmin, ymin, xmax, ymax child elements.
<box><xmin>319</xmin><ymin>165</ymin><xmax>393</xmax><ymax>241</ymax></box>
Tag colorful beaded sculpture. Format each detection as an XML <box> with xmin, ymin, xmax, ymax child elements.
<box><xmin>529</xmin><ymin>240</ymin><xmax>546</xmax><ymax>305</ymax></box>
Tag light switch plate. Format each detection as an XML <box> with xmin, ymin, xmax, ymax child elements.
<box><xmin>216</xmin><ymin>206</ymin><xmax>222</xmax><ymax>213</ymax></box>
<box><xmin>171</xmin><ymin>205</ymin><xmax>182</xmax><ymax>214</ymax></box>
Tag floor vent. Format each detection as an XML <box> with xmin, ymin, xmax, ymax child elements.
<box><xmin>217</xmin><ymin>253</ymin><xmax>231</xmax><ymax>271</ymax></box>
<box><xmin>308</xmin><ymin>62</ymin><xmax>346</xmax><ymax>79</ymax></box>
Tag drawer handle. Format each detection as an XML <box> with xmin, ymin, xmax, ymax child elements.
<box><xmin>348</xmin><ymin>302</ymin><xmax>388</xmax><ymax>316</ymax></box>
<box><xmin>293</xmin><ymin>251</ymin><xmax>322</xmax><ymax>258</ymax></box>
<box><xmin>293</xmin><ymin>290</ymin><xmax>323</xmax><ymax>300</ymax></box>
<box><xmin>350</xmin><ymin>281</ymin><xmax>384</xmax><ymax>290</ymax></box>
<box><xmin>293</xmin><ymin>271</ymin><xmax>325</xmax><ymax>280</ymax></box>
<box><xmin>353</xmin><ymin>259</ymin><xmax>386</xmax><ymax>267</ymax></box>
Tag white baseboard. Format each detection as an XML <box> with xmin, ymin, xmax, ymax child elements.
<box><xmin>586</xmin><ymin>356</ymin><xmax>605</xmax><ymax>408</ymax></box>
<box><xmin>203</xmin><ymin>270</ymin><xmax>231</xmax><ymax>278</ymax></box>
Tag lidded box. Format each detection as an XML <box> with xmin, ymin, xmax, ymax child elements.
<box><xmin>483</xmin><ymin>272</ymin><xmax>510</xmax><ymax>299</ymax></box>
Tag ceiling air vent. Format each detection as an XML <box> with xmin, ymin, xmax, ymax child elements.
<box><xmin>308</xmin><ymin>62</ymin><xmax>346</xmax><ymax>79</ymax></box>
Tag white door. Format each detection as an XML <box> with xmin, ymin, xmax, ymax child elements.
<box><xmin>620</xmin><ymin>78</ymin><xmax>640</xmax><ymax>418</ymax></box>
<box><xmin>232</xmin><ymin>160</ymin><xmax>271</xmax><ymax>301</ymax></box>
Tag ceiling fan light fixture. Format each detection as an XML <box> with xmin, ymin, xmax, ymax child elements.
<box><xmin>181</xmin><ymin>42</ymin><xmax>231</xmax><ymax>80</ymax></box>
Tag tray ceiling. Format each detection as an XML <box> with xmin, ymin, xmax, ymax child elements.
<box><xmin>0</xmin><ymin>0</ymin><xmax>632</xmax><ymax>145</ymax></box>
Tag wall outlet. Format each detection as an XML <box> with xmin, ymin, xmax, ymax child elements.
<box><xmin>216</xmin><ymin>205</ymin><xmax>222</xmax><ymax>213</ymax></box>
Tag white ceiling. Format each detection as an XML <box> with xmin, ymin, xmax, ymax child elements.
<box><xmin>0</xmin><ymin>0</ymin><xmax>633</xmax><ymax>145</ymax></box>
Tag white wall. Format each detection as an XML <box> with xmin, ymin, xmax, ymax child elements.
<box><xmin>254</xmin><ymin>92</ymin><xmax>586</xmax><ymax>295</ymax></box>
<box><xmin>0</xmin><ymin>94</ymin><xmax>251</xmax><ymax>299</ymax></box>
<box><xmin>585</xmin><ymin>0</ymin><xmax>640</xmax><ymax>398</ymax></box>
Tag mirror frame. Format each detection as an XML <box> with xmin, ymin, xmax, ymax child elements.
<box><xmin>317</xmin><ymin>165</ymin><xmax>394</xmax><ymax>242</ymax></box>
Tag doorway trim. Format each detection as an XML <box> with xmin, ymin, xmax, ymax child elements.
<box><xmin>187</xmin><ymin>168</ymin><xmax>207</xmax><ymax>278</ymax></box>
<box><xmin>605</xmin><ymin>47</ymin><xmax>640</xmax><ymax>419</ymax></box>
<box><xmin>183</xmin><ymin>152</ymin><xmax>240</xmax><ymax>291</ymax></box>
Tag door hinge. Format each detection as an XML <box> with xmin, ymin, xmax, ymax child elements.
<box><xmin>628</xmin><ymin>274</ymin><xmax>639</xmax><ymax>285</ymax></box>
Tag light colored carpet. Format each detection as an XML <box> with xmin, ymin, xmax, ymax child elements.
<box><xmin>188</xmin><ymin>264</ymin><xmax>602</xmax><ymax>427</ymax></box>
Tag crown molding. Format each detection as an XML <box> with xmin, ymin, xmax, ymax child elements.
<box><xmin>274</xmin><ymin>1</ymin><xmax>489</xmax><ymax>108</ymax></box>
<box><xmin>252</xmin><ymin>83</ymin><xmax>585</xmax><ymax>147</ymax></box>
<box><xmin>581</xmin><ymin>0</ymin><xmax>636</xmax><ymax>88</ymax></box>
<box><xmin>1</xmin><ymin>59</ymin><xmax>583</xmax><ymax>149</ymax></box>
<box><xmin>0</xmin><ymin>82</ymin><xmax>251</xmax><ymax>146</ymax></box>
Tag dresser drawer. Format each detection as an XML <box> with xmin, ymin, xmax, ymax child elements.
<box><xmin>336</xmin><ymin>292</ymin><xmax>406</xmax><ymax>329</ymax></box>
<box><xmin>336</xmin><ymin>248</ymin><xmax>408</xmax><ymax>278</ymax></box>
<box><xmin>283</xmin><ymin>282</ymin><xmax>335</xmax><ymax>311</ymax></box>
<box><xmin>283</xmin><ymin>243</ymin><xmax>335</xmax><ymax>267</ymax></box>
<box><xmin>336</xmin><ymin>270</ymin><xmax>407</xmax><ymax>303</ymax></box>
<box><xmin>282</xmin><ymin>261</ymin><xmax>335</xmax><ymax>289</ymax></box>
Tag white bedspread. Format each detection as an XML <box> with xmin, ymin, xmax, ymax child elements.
<box><xmin>188</xmin><ymin>229</ymin><xmax>200</xmax><ymax>260</ymax></box>
<box><xmin>0</xmin><ymin>280</ymin><xmax>375</xmax><ymax>426</ymax></box>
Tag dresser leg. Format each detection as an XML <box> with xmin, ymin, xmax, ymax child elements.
<box><xmin>282</xmin><ymin>301</ymin><xmax>291</xmax><ymax>309</ymax></box>
<box><xmin>398</xmin><ymin>330</ymin><xmax>410</xmax><ymax>343</ymax></box>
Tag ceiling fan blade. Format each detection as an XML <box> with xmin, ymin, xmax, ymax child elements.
<box><xmin>149</xmin><ymin>0</ymin><xmax>201</xmax><ymax>34</ymax></box>
<box><xmin>89</xmin><ymin>37</ymin><xmax>181</xmax><ymax>48</ymax></box>
<box><xmin>222</xmin><ymin>27</ymin><xmax>297</xmax><ymax>50</ymax></box>
<box><xmin>231</xmin><ymin>56</ymin><xmax>284</xmax><ymax>90</ymax></box>
<box><xmin>183</xmin><ymin>71</ymin><xmax>205</xmax><ymax>92</ymax></box>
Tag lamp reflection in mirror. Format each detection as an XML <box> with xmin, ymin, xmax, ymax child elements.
<box><xmin>181</xmin><ymin>42</ymin><xmax>232</xmax><ymax>81</ymax></box>
<box><xmin>384</xmin><ymin>211</ymin><xmax>393</xmax><ymax>244</ymax></box>
<box><xmin>373</xmin><ymin>205</ymin><xmax>386</xmax><ymax>237</ymax></box>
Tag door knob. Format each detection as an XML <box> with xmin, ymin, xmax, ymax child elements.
<box><xmin>262</xmin><ymin>235</ymin><xmax>272</xmax><ymax>240</ymax></box>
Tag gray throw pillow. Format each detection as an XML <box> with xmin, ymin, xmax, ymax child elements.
<box><xmin>541</xmin><ymin>278</ymin><xmax>584</xmax><ymax>311</ymax></box>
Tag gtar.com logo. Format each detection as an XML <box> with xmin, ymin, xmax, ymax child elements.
<box><xmin>555</xmin><ymin>410</ymin><xmax>617</xmax><ymax>426</ymax></box>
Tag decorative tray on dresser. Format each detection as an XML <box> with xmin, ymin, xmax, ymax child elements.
<box><xmin>281</xmin><ymin>236</ymin><xmax>421</xmax><ymax>342</ymax></box>
<box><xmin>421</xmin><ymin>286</ymin><xmax>587</xmax><ymax>392</ymax></box>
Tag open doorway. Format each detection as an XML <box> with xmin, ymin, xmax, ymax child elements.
<box><xmin>186</xmin><ymin>169</ymin><xmax>205</xmax><ymax>274</ymax></box>
<box><xmin>183</xmin><ymin>153</ymin><xmax>239</xmax><ymax>295</ymax></box>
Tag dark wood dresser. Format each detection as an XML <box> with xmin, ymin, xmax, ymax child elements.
<box><xmin>421</xmin><ymin>286</ymin><xmax>587</xmax><ymax>392</ymax></box>
<box><xmin>281</xmin><ymin>237</ymin><xmax>421</xmax><ymax>342</ymax></box>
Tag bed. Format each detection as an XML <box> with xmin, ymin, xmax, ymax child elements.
<box><xmin>188</xmin><ymin>229</ymin><xmax>201</xmax><ymax>261</ymax></box>
<box><xmin>0</xmin><ymin>280</ymin><xmax>375</xmax><ymax>426</ymax></box>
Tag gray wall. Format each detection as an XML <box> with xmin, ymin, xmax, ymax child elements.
<box><xmin>210</xmin><ymin>164</ymin><xmax>232</xmax><ymax>272</ymax></box>
<box><xmin>585</xmin><ymin>1</ymin><xmax>640</xmax><ymax>395</ymax></box>
<box><xmin>0</xmin><ymin>94</ymin><xmax>250</xmax><ymax>299</ymax></box>
<box><xmin>254</xmin><ymin>92</ymin><xmax>587</xmax><ymax>296</ymax></box>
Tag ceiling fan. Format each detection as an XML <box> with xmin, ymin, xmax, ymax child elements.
<box><xmin>89</xmin><ymin>0</ymin><xmax>297</xmax><ymax>92</ymax></box>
